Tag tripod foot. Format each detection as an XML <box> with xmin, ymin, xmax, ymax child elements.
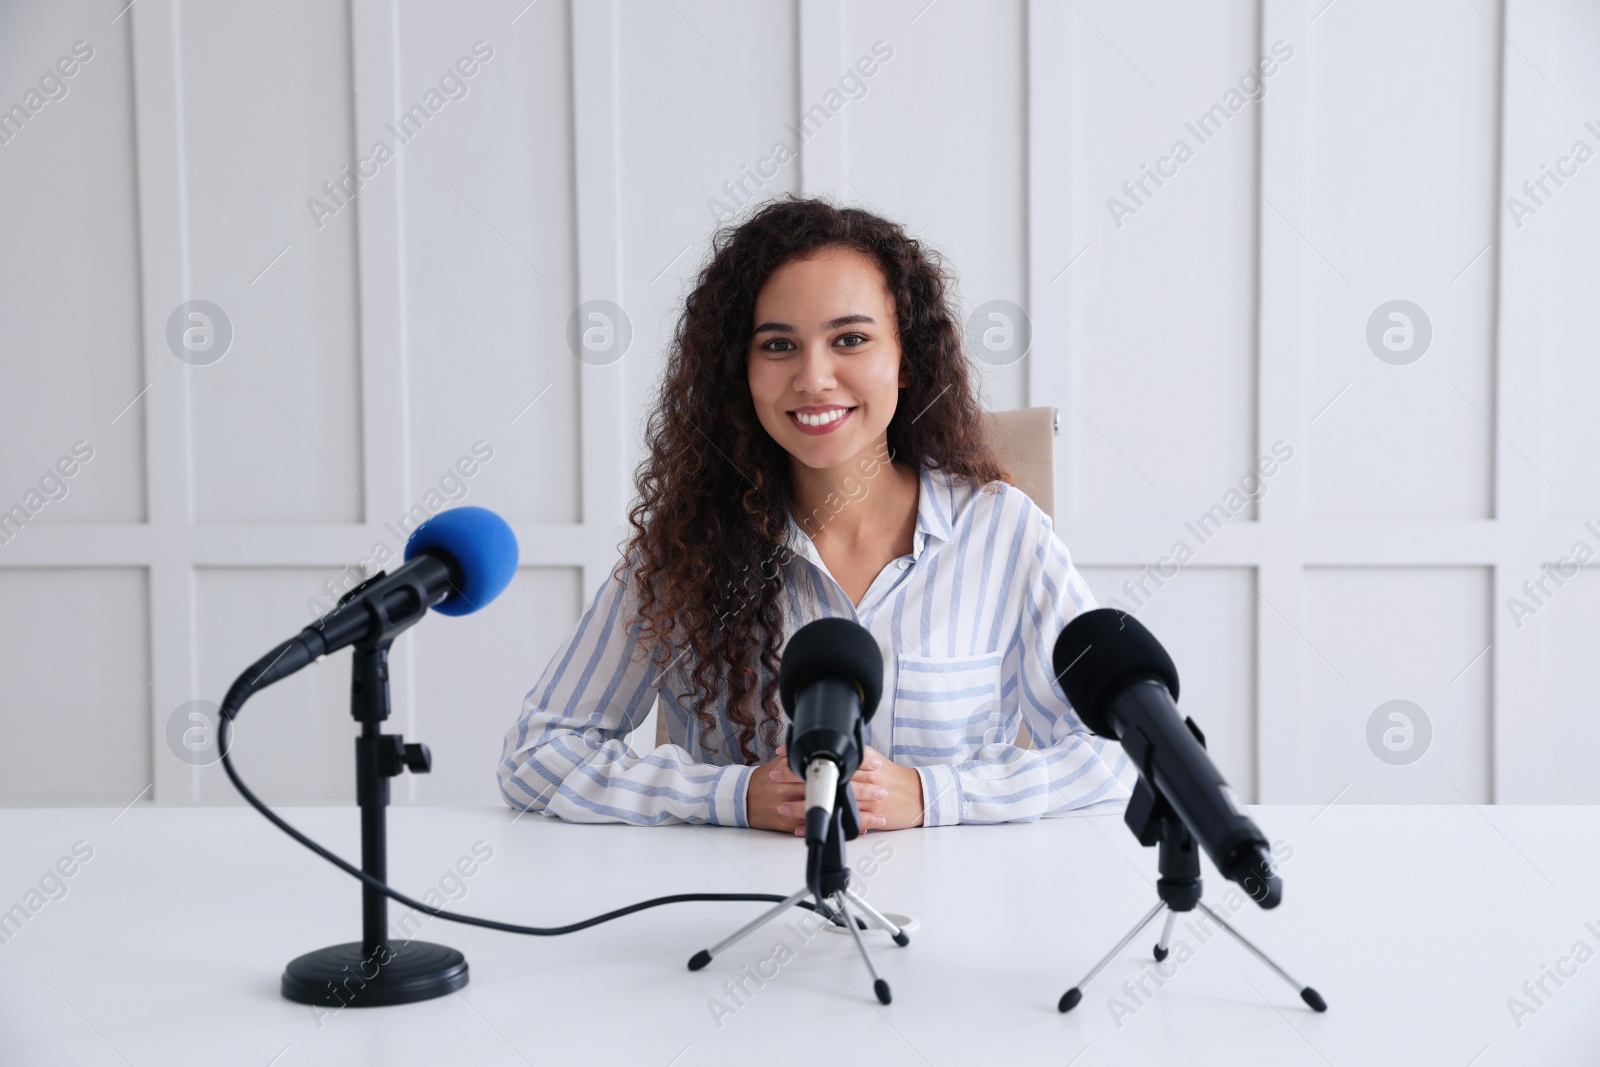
<box><xmin>1058</xmin><ymin>987</ymin><xmax>1083</xmax><ymax>1013</ymax></box>
<box><xmin>1152</xmin><ymin>944</ymin><xmax>1168</xmax><ymax>962</ymax></box>
<box><xmin>1301</xmin><ymin>987</ymin><xmax>1327</xmax><ymax>1012</ymax></box>
<box><xmin>874</xmin><ymin>978</ymin><xmax>892</xmax><ymax>1005</ymax></box>
<box><xmin>893</xmin><ymin>930</ymin><xmax>910</xmax><ymax>947</ymax></box>
<box><xmin>687</xmin><ymin>950</ymin><xmax>712</xmax><ymax>972</ymax></box>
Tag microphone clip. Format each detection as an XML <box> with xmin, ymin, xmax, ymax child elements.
<box><xmin>336</xmin><ymin>568</ymin><xmax>390</xmax><ymax>607</ymax></box>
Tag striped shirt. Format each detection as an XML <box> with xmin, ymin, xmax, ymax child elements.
<box><xmin>497</xmin><ymin>464</ymin><xmax>1134</xmax><ymax>827</ymax></box>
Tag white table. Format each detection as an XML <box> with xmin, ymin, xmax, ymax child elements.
<box><xmin>2</xmin><ymin>802</ymin><xmax>1596</xmax><ymax>1065</ymax></box>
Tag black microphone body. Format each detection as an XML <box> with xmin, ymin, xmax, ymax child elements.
<box><xmin>1102</xmin><ymin>678</ymin><xmax>1279</xmax><ymax>906</ymax></box>
<box><xmin>222</xmin><ymin>552</ymin><xmax>460</xmax><ymax>716</ymax></box>
<box><xmin>303</xmin><ymin>553</ymin><xmax>460</xmax><ymax>657</ymax></box>
<box><xmin>787</xmin><ymin>677</ymin><xmax>867</xmax><ymax>842</ymax></box>
<box><xmin>1054</xmin><ymin>609</ymin><xmax>1282</xmax><ymax>908</ymax></box>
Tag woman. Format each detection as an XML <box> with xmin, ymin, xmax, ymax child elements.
<box><xmin>498</xmin><ymin>196</ymin><xmax>1131</xmax><ymax>832</ymax></box>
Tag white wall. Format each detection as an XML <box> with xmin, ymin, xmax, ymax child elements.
<box><xmin>0</xmin><ymin>0</ymin><xmax>1593</xmax><ymax>808</ymax></box>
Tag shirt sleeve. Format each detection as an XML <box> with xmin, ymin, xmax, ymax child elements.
<box><xmin>496</xmin><ymin>556</ymin><xmax>753</xmax><ymax>826</ymax></box>
<box><xmin>914</xmin><ymin>508</ymin><xmax>1136</xmax><ymax>825</ymax></box>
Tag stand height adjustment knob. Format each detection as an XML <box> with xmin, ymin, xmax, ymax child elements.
<box><xmin>402</xmin><ymin>742</ymin><xmax>432</xmax><ymax>774</ymax></box>
<box><xmin>377</xmin><ymin>736</ymin><xmax>433</xmax><ymax>777</ymax></box>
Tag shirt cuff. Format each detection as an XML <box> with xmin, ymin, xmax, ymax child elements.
<box><xmin>916</xmin><ymin>763</ymin><xmax>963</xmax><ymax>827</ymax></box>
<box><xmin>712</xmin><ymin>763</ymin><xmax>754</xmax><ymax>827</ymax></box>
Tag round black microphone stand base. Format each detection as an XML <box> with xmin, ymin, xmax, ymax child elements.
<box><xmin>281</xmin><ymin>941</ymin><xmax>468</xmax><ymax>1008</ymax></box>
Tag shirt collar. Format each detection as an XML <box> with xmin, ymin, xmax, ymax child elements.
<box><xmin>783</xmin><ymin>463</ymin><xmax>954</xmax><ymax>566</ymax></box>
<box><xmin>911</xmin><ymin>463</ymin><xmax>955</xmax><ymax>555</ymax></box>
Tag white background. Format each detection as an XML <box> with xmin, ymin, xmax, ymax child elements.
<box><xmin>0</xmin><ymin>0</ymin><xmax>1595</xmax><ymax>809</ymax></box>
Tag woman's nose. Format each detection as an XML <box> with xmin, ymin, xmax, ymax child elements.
<box><xmin>792</xmin><ymin>345</ymin><xmax>836</xmax><ymax>393</ymax></box>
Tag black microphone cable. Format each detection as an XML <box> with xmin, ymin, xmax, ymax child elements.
<box><xmin>216</xmin><ymin>699</ymin><xmax>845</xmax><ymax>937</ymax></box>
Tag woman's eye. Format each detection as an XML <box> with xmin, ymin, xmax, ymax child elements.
<box><xmin>836</xmin><ymin>332</ymin><xmax>868</xmax><ymax>348</ymax></box>
<box><xmin>762</xmin><ymin>338</ymin><xmax>796</xmax><ymax>353</ymax></box>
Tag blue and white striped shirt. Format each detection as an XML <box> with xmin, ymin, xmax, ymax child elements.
<box><xmin>497</xmin><ymin>464</ymin><xmax>1134</xmax><ymax>827</ymax></box>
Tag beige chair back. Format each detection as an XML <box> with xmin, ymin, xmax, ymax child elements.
<box><xmin>652</xmin><ymin>407</ymin><xmax>1059</xmax><ymax>752</ymax></box>
<box><xmin>979</xmin><ymin>406</ymin><xmax>1057</xmax><ymax>524</ymax></box>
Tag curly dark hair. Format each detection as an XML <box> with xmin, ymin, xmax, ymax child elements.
<box><xmin>619</xmin><ymin>194</ymin><xmax>1013</xmax><ymax>763</ymax></box>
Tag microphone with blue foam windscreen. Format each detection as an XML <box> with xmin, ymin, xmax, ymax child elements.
<box><xmin>221</xmin><ymin>506</ymin><xmax>518</xmax><ymax>716</ymax></box>
<box><xmin>213</xmin><ymin>504</ymin><xmax>850</xmax><ymax>1009</ymax></box>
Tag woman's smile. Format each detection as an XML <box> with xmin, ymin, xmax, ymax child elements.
<box><xmin>787</xmin><ymin>405</ymin><xmax>857</xmax><ymax>434</ymax></box>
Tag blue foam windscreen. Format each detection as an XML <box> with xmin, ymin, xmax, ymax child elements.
<box><xmin>403</xmin><ymin>506</ymin><xmax>519</xmax><ymax>616</ymax></box>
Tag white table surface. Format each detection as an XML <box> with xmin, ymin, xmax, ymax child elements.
<box><xmin>1</xmin><ymin>801</ymin><xmax>1596</xmax><ymax>1066</ymax></box>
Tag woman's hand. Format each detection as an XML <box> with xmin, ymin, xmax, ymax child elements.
<box><xmin>849</xmin><ymin>745</ymin><xmax>926</xmax><ymax>832</ymax></box>
<box><xmin>747</xmin><ymin>744</ymin><xmax>925</xmax><ymax>835</ymax></box>
<box><xmin>746</xmin><ymin>748</ymin><xmax>806</xmax><ymax>834</ymax></box>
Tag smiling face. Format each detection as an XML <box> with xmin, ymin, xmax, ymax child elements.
<box><xmin>746</xmin><ymin>246</ymin><xmax>907</xmax><ymax>472</ymax></box>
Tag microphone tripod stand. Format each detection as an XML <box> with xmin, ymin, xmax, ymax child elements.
<box><xmin>687</xmin><ymin>782</ymin><xmax>910</xmax><ymax>1004</ymax></box>
<box><xmin>1058</xmin><ymin>775</ymin><xmax>1326</xmax><ymax>1014</ymax></box>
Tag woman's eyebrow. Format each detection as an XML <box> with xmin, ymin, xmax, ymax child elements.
<box><xmin>752</xmin><ymin>314</ymin><xmax>876</xmax><ymax>335</ymax></box>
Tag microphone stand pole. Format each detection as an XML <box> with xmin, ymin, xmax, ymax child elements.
<box><xmin>687</xmin><ymin>778</ymin><xmax>911</xmax><ymax>1004</ymax></box>
<box><xmin>279</xmin><ymin>623</ymin><xmax>468</xmax><ymax>1007</ymax></box>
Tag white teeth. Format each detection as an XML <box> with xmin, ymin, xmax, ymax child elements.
<box><xmin>794</xmin><ymin>408</ymin><xmax>850</xmax><ymax>427</ymax></box>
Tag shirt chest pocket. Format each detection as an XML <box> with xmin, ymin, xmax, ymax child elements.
<box><xmin>889</xmin><ymin>651</ymin><xmax>1005</xmax><ymax>762</ymax></box>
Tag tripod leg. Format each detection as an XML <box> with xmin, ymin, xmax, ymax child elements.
<box><xmin>1153</xmin><ymin>910</ymin><xmax>1178</xmax><ymax>962</ymax></box>
<box><xmin>1059</xmin><ymin>900</ymin><xmax>1166</xmax><ymax>1013</ymax></box>
<box><xmin>688</xmin><ymin>886</ymin><xmax>811</xmax><ymax>972</ymax></box>
<box><xmin>834</xmin><ymin>891</ymin><xmax>892</xmax><ymax>1005</ymax></box>
<box><xmin>1194</xmin><ymin>901</ymin><xmax>1326</xmax><ymax>1012</ymax></box>
<box><xmin>840</xmin><ymin>887</ymin><xmax>910</xmax><ymax>947</ymax></box>
<box><xmin>810</xmin><ymin>896</ymin><xmax>855</xmax><ymax>929</ymax></box>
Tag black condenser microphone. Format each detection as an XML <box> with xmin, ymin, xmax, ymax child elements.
<box><xmin>1052</xmin><ymin>609</ymin><xmax>1282</xmax><ymax>908</ymax></box>
<box><xmin>777</xmin><ymin>618</ymin><xmax>884</xmax><ymax>844</ymax></box>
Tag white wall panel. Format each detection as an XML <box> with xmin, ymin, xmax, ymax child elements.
<box><xmin>0</xmin><ymin>568</ymin><xmax>150</xmax><ymax>805</ymax></box>
<box><xmin>194</xmin><ymin>568</ymin><xmax>358</xmax><ymax>804</ymax></box>
<box><xmin>0</xmin><ymin>3</ymin><xmax>147</xmax><ymax>526</ymax></box>
<box><xmin>1299</xmin><ymin>567</ymin><xmax>1493</xmax><ymax>803</ymax></box>
<box><xmin>1057</xmin><ymin>0</ymin><xmax>1263</xmax><ymax>522</ymax></box>
<box><xmin>1527</xmin><ymin>567</ymin><xmax>1600</xmax><ymax>802</ymax></box>
<box><xmin>1541</xmin><ymin>2</ymin><xmax>1600</xmax><ymax>519</ymax></box>
<box><xmin>1303</xmin><ymin>0</ymin><xmax>1498</xmax><ymax>520</ymax></box>
<box><xmin>410</xmin><ymin>566</ymin><xmax>583</xmax><ymax>805</ymax></box>
<box><xmin>182</xmin><ymin>0</ymin><xmax>365</xmax><ymax>524</ymax></box>
<box><xmin>398</xmin><ymin>0</ymin><xmax>581</xmax><ymax>526</ymax></box>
